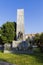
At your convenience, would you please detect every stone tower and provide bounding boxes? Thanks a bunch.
[17,9,24,40]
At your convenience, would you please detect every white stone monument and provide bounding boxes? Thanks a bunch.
[12,9,25,48]
[17,9,24,40]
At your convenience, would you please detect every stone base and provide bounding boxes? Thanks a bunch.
[4,50,12,53]
[12,40,22,48]
[12,40,30,50]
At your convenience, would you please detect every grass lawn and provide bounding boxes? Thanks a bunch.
[0,52,43,65]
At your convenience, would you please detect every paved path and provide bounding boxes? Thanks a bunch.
[0,61,15,65]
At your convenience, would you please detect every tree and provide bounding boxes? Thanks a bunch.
[1,22,16,44]
[34,33,43,52]
[34,33,40,46]
[0,27,2,36]
[39,33,43,52]
[40,33,43,44]
[0,27,3,44]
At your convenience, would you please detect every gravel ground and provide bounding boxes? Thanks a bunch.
[0,61,15,65]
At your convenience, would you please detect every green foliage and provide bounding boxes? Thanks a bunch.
[1,36,7,43]
[34,33,43,45]
[34,33,40,43]
[0,28,3,44]
[34,33,43,52]
[40,33,43,43]
[39,33,43,52]
[1,22,16,43]
[0,28,2,36]
[0,36,3,44]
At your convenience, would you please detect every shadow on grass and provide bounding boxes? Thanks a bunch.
[13,51,43,63]
[0,59,7,62]
[29,52,43,63]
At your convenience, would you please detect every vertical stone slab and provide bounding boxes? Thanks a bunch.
[17,9,24,40]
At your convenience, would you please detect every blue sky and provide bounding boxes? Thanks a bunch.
[0,0,43,34]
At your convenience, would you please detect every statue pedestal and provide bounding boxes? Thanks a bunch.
[12,40,33,54]
[12,40,29,50]
[12,40,22,48]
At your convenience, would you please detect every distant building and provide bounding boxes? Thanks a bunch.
[24,34,35,40]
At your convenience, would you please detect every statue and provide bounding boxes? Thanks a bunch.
[18,32,23,40]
